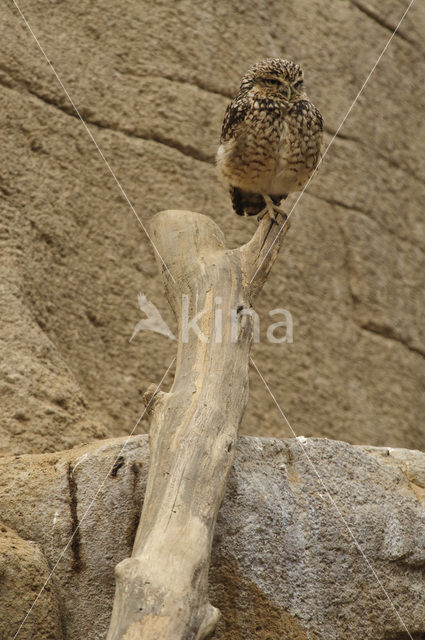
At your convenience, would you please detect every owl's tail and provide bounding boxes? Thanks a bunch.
[230,186,286,217]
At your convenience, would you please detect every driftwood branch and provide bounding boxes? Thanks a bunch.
[106,210,289,640]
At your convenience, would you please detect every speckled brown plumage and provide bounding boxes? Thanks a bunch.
[217,58,323,218]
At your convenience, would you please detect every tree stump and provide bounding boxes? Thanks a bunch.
[106,209,289,640]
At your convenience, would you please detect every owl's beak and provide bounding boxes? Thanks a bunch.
[284,86,291,100]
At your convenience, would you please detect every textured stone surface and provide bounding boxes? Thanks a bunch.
[0,0,424,455]
[1,435,425,640]
[0,524,63,640]
[0,437,147,640]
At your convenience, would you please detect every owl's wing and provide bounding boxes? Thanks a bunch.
[220,95,250,143]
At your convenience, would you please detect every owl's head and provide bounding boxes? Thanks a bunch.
[240,58,306,102]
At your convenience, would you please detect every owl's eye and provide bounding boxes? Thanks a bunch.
[266,78,281,86]
[293,80,304,89]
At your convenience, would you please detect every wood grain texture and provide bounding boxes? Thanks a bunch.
[106,209,289,640]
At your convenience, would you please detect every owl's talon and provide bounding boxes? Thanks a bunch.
[270,208,279,223]
[256,207,268,222]
[256,207,282,223]
[272,206,286,222]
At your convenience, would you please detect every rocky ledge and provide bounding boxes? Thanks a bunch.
[1,435,425,640]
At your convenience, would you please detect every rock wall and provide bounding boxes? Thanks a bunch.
[1,436,425,640]
[1,0,424,455]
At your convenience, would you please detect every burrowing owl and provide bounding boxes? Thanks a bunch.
[217,58,323,220]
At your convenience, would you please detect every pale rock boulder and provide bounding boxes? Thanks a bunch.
[0,435,424,640]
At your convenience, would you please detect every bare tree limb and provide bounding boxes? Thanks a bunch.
[106,209,289,640]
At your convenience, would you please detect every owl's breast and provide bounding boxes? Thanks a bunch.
[217,106,284,192]
[270,100,323,194]
[217,97,322,195]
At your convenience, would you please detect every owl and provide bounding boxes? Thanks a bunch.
[216,58,323,220]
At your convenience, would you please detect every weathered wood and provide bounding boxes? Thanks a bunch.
[106,210,289,640]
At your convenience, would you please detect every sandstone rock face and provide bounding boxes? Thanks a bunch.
[0,525,63,640]
[1,0,424,455]
[0,437,147,640]
[1,435,425,640]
